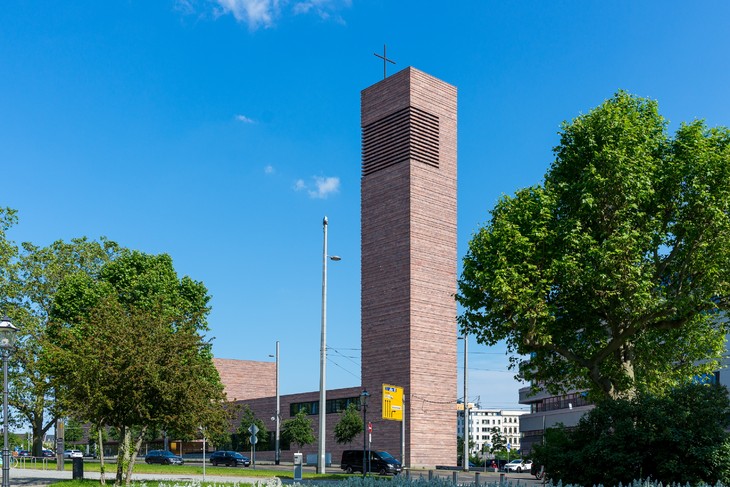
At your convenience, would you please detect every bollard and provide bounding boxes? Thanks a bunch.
[429,470,434,481]
[405,469,410,480]
[475,471,480,487]
[499,472,505,486]
[453,471,458,485]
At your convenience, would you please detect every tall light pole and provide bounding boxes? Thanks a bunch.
[360,390,369,477]
[318,216,340,474]
[0,316,19,487]
[269,341,280,465]
[463,334,469,471]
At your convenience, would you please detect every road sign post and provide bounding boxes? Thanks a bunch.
[382,384,403,421]
[382,384,406,467]
[249,424,259,468]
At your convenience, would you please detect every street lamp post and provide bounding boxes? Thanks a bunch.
[269,341,280,465]
[318,216,341,474]
[360,390,369,477]
[0,316,19,487]
[463,334,469,471]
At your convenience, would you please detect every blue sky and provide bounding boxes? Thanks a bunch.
[2,1,729,411]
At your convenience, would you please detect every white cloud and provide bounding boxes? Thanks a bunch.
[264,165,275,174]
[235,114,256,123]
[192,0,349,29]
[213,0,279,30]
[293,0,350,22]
[293,176,340,199]
[310,176,340,198]
[174,0,196,15]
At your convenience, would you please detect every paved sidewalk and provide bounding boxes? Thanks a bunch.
[10,467,281,486]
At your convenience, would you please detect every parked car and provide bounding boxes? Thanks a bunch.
[42,449,55,458]
[17,450,31,457]
[504,459,530,473]
[63,450,83,459]
[209,451,251,467]
[340,449,402,475]
[144,450,184,465]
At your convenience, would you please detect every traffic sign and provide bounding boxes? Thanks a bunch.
[248,424,259,435]
[368,422,372,433]
[382,384,403,421]
[506,443,511,451]
[250,434,258,445]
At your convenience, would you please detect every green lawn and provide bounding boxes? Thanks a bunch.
[16,460,350,481]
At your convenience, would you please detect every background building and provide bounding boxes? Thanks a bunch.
[457,407,526,458]
[212,358,275,402]
[517,388,593,454]
[232,386,363,465]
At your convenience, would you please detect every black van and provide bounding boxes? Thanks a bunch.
[341,450,402,475]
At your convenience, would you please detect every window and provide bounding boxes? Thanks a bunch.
[291,396,361,416]
[290,401,318,416]
[535,392,593,413]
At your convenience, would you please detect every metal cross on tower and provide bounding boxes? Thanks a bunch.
[374,44,396,79]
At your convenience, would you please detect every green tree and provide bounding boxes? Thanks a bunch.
[488,427,506,456]
[65,418,84,443]
[237,405,269,450]
[0,208,18,308]
[456,435,477,466]
[532,383,730,485]
[11,237,119,456]
[333,403,363,445]
[47,250,228,486]
[48,296,228,485]
[281,410,315,452]
[209,402,239,451]
[458,91,730,400]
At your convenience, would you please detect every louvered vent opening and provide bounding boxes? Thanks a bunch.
[362,106,439,176]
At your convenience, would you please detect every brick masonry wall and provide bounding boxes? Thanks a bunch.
[361,67,457,468]
[213,358,276,402]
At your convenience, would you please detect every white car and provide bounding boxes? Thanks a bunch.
[504,459,531,473]
[63,449,83,459]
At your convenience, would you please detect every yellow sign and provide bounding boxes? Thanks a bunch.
[382,384,403,421]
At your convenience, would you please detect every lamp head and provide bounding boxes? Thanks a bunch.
[360,389,370,406]
[0,316,18,350]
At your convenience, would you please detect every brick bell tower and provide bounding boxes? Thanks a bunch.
[360,67,457,468]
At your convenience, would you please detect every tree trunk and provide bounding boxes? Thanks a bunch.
[97,424,106,485]
[115,426,131,486]
[31,415,45,457]
[125,426,147,486]
[617,343,637,400]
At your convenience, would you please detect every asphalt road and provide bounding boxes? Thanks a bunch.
[10,465,542,486]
